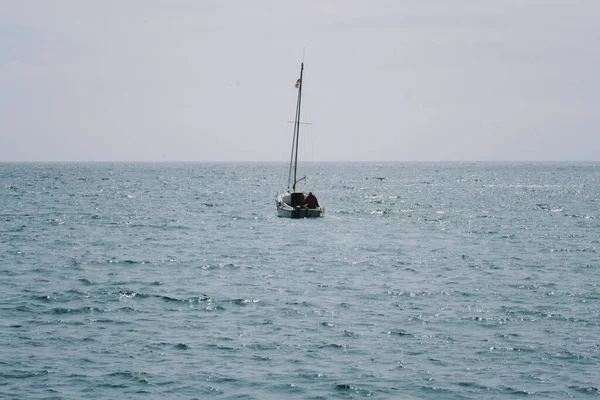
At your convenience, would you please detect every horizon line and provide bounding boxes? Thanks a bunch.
[1,160,599,164]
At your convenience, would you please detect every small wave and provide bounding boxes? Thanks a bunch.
[457,381,489,390]
[200,202,223,207]
[499,386,534,395]
[118,290,138,299]
[568,386,599,394]
[548,247,597,253]
[203,304,226,311]
[159,295,183,302]
[118,306,138,312]
[117,291,213,304]
[204,343,237,352]
[386,330,411,336]
[334,383,373,396]
[231,298,259,305]
[2,369,50,379]
[336,383,355,390]
[108,258,152,264]
[33,295,57,302]
[252,355,272,361]
[319,343,346,349]
[50,306,104,315]
[161,294,214,303]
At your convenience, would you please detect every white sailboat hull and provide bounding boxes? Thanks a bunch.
[276,192,324,219]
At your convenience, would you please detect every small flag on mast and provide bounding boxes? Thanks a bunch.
[295,79,301,89]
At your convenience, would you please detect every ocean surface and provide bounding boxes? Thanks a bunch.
[1,162,599,399]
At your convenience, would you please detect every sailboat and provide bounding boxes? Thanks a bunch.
[276,62,324,218]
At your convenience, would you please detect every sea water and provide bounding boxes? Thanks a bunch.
[1,162,599,399]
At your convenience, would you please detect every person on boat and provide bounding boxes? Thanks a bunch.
[302,192,319,209]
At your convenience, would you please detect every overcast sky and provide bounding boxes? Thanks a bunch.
[1,0,599,162]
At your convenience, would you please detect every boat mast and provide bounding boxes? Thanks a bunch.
[292,62,304,192]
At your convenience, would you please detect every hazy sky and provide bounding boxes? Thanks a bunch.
[2,0,599,162]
